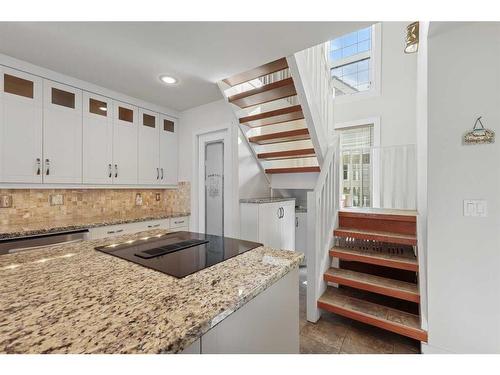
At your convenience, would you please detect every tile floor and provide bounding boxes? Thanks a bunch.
[299,267,420,354]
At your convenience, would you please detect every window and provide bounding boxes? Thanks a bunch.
[118,106,134,123]
[89,98,107,116]
[51,87,75,108]
[328,26,374,97]
[338,125,373,208]
[163,119,175,132]
[142,113,156,128]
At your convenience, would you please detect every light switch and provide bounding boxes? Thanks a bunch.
[463,200,487,217]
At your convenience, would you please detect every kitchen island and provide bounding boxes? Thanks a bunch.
[0,229,303,354]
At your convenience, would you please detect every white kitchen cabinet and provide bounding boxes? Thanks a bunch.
[138,108,160,185]
[295,211,307,265]
[159,115,178,185]
[0,67,43,183]
[112,101,138,185]
[83,92,113,184]
[240,199,295,251]
[43,80,83,183]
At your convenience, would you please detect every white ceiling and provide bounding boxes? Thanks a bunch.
[0,22,370,111]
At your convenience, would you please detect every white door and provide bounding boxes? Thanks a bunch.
[0,67,43,183]
[43,80,82,183]
[159,114,178,185]
[258,202,282,249]
[138,108,159,184]
[280,202,296,251]
[82,92,113,184]
[205,141,224,236]
[112,101,138,185]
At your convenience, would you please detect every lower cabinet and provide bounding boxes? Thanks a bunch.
[88,216,189,240]
[180,267,299,354]
[240,200,296,251]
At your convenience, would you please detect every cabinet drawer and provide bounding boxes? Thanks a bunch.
[88,223,132,240]
[170,216,189,229]
[134,219,169,231]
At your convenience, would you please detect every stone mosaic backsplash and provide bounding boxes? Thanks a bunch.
[0,182,190,226]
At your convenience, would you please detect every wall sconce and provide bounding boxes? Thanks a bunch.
[404,22,419,54]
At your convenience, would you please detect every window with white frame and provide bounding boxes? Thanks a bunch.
[328,26,375,97]
[338,125,373,208]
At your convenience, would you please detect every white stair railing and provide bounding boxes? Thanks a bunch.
[288,42,334,164]
[306,141,339,322]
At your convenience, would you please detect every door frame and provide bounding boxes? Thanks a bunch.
[196,128,233,235]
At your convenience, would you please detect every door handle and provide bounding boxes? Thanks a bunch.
[281,207,284,218]
[36,158,41,175]
[45,159,50,175]
[161,168,164,180]
[277,207,281,219]
[157,168,160,180]
[114,164,118,178]
[108,164,112,178]
[296,217,298,227]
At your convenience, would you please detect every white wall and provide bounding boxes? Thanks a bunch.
[334,22,417,147]
[425,22,500,354]
[178,99,269,238]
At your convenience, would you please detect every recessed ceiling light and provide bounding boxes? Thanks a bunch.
[160,75,178,85]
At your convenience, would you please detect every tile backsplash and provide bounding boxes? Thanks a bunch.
[0,182,190,226]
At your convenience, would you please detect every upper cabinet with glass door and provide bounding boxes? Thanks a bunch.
[112,101,138,185]
[138,108,160,185]
[0,67,43,184]
[159,114,178,186]
[43,80,83,184]
[83,92,113,184]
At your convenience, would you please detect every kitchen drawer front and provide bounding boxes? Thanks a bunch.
[88,219,170,240]
[132,219,170,232]
[170,216,189,229]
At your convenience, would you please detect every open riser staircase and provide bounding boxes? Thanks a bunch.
[219,58,321,178]
[318,210,427,342]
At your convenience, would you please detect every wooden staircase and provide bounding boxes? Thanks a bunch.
[220,58,320,177]
[318,209,427,342]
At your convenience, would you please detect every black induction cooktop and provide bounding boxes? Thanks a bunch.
[95,231,262,278]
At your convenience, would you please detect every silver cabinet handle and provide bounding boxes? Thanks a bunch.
[147,224,161,228]
[45,159,50,175]
[36,158,41,175]
[116,229,124,233]
[161,168,164,180]
[108,164,112,178]
[157,168,160,180]
[174,220,184,224]
[107,230,115,234]
[114,164,118,178]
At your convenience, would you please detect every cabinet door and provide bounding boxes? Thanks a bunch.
[112,101,138,184]
[280,202,296,251]
[138,108,160,184]
[83,92,113,184]
[159,115,178,185]
[0,67,43,183]
[43,80,83,183]
[258,202,282,249]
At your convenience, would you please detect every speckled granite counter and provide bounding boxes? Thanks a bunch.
[240,197,296,204]
[0,212,190,240]
[0,229,303,353]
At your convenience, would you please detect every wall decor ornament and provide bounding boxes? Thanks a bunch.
[463,116,495,145]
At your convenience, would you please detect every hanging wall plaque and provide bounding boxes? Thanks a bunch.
[464,116,495,145]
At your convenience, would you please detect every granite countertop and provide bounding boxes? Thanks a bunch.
[0,212,191,240]
[239,197,296,204]
[0,229,303,353]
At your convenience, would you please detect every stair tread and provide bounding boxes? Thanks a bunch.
[331,246,417,268]
[265,166,320,174]
[334,227,417,246]
[228,78,296,108]
[318,287,427,341]
[239,105,304,128]
[223,58,289,86]
[258,148,315,160]
[325,267,419,295]
[249,128,310,145]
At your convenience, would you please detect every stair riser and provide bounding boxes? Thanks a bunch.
[334,229,417,246]
[339,215,416,236]
[331,250,418,272]
[323,274,420,303]
[317,301,428,342]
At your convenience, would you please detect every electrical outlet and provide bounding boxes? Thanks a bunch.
[155,193,161,201]
[49,194,64,206]
[135,193,143,206]
[0,195,13,208]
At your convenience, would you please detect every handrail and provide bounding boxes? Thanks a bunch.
[306,140,339,322]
